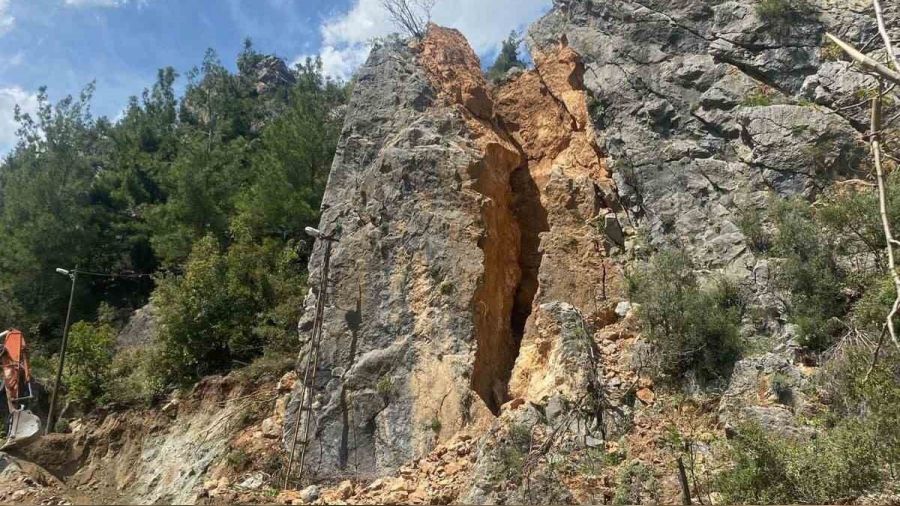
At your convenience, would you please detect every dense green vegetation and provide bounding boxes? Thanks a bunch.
[627,249,744,383]
[716,349,900,503]
[736,177,900,352]
[633,173,900,502]
[0,41,347,403]
[635,175,900,502]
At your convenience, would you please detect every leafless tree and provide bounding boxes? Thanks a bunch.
[380,0,436,39]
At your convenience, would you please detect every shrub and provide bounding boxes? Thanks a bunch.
[628,250,743,382]
[771,199,847,350]
[755,0,811,23]
[824,349,900,470]
[233,351,296,382]
[737,205,771,253]
[821,40,844,62]
[152,235,307,386]
[54,418,72,434]
[769,372,792,404]
[742,87,775,107]
[62,321,116,407]
[103,346,165,406]
[153,236,237,385]
[763,177,900,350]
[614,461,659,505]
[376,375,395,398]
[716,420,885,504]
[486,423,532,483]
[755,0,791,19]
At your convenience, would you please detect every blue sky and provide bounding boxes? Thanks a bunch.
[0,0,552,154]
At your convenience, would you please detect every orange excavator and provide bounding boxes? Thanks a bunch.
[1,329,41,450]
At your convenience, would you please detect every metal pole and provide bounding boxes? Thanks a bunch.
[46,269,77,435]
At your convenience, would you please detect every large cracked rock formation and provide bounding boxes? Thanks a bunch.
[287,0,890,490]
[284,25,623,481]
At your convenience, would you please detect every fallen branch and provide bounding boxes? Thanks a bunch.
[873,0,900,73]
[870,89,900,352]
[825,32,900,87]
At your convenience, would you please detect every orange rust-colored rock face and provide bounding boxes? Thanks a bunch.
[419,24,494,121]
[496,41,626,403]
[418,26,626,410]
[419,25,525,415]
[495,41,613,193]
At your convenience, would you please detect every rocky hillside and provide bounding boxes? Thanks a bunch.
[4,0,900,504]
[282,0,897,502]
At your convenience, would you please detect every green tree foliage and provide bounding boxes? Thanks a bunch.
[0,43,347,393]
[487,31,525,82]
[232,58,346,242]
[62,321,116,407]
[761,176,900,351]
[152,235,308,385]
[0,85,150,341]
[627,250,743,382]
[770,199,848,350]
[825,349,900,472]
[716,420,884,504]
[715,348,900,506]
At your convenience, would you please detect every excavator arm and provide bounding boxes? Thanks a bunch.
[1,329,41,450]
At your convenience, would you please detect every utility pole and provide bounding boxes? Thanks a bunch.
[46,268,77,435]
[284,227,336,489]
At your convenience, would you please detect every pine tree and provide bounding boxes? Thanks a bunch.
[487,31,525,82]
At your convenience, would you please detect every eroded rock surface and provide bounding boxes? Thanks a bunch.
[284,29,514,482]
[526,0,880,441]
[285,25,628,483]
[284,0,890,499]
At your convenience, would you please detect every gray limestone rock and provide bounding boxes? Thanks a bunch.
[283,36,513,481]
[529,0,869,269]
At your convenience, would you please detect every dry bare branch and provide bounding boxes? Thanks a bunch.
[870,88,900,352]
[873,0,900,73]
[825,32,900,86]
[380,0,436,39]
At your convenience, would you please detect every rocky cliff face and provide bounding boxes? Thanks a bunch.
[529,0,873,270]
[284,31,503,481]
[283,0,889,501]
[525,0,881,440]
[284,23,627,482]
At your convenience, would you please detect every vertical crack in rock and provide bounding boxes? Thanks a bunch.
[468,146,525,416]
[418,25,538,416]
[509,166,550,351]
[468,156,549,417]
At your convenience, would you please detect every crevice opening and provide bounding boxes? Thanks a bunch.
[470,158,548,416]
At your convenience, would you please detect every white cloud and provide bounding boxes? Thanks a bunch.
[431,0,551,55]
[0,0,14,36]
[0,86,39,154]
[305,0,551,81]
[293,45,372,82]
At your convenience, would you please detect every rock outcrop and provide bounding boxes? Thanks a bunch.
[526,0,879,437]
[528,0,871,269]
[284,23,628,482]
[284,30,506,481]
[116,303,157,351]
[285,0,891,499]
